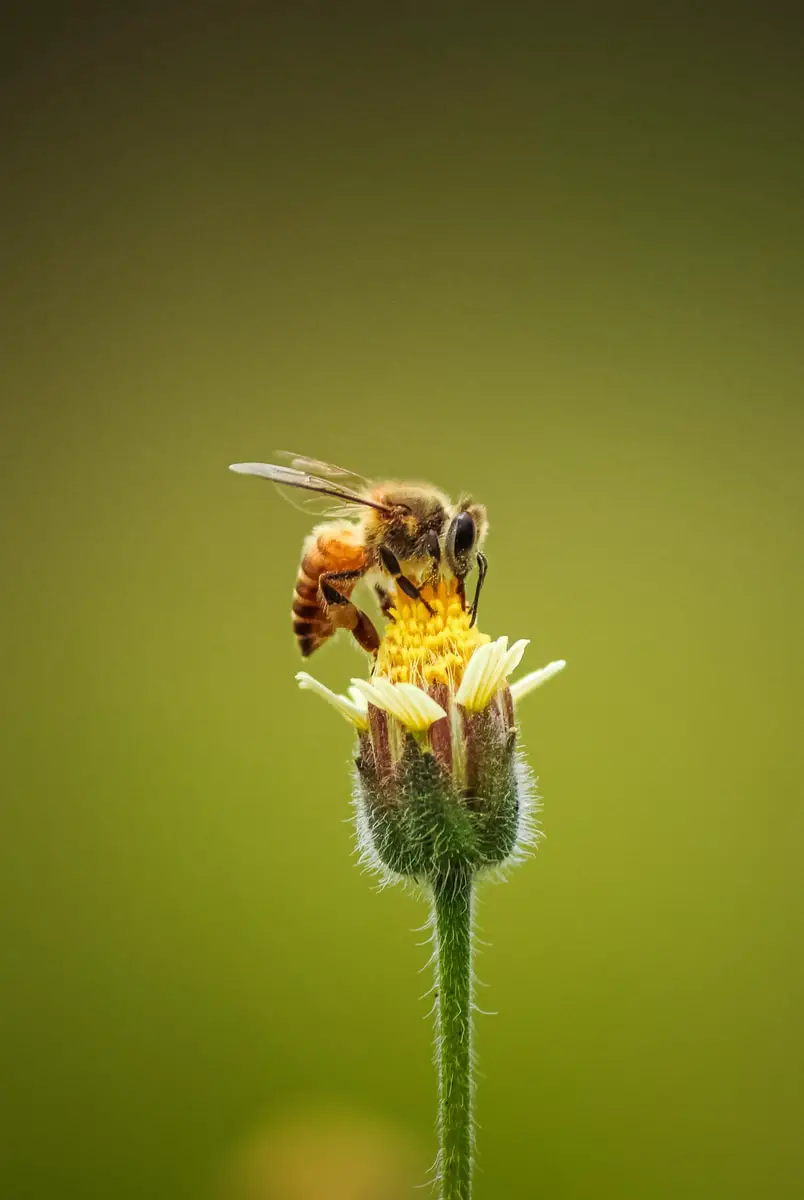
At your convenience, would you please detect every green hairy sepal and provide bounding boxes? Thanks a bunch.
[353,710,535,887]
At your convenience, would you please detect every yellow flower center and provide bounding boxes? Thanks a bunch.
[375,578,490,688]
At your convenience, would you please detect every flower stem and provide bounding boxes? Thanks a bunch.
[432,869,474,1200]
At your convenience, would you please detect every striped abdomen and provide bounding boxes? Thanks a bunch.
[292,524,369,657]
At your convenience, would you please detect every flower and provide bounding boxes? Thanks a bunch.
[296,579,565,885]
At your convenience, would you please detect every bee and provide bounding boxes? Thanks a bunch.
[230,454,488,658]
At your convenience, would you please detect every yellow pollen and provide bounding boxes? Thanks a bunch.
[375,579,490,688]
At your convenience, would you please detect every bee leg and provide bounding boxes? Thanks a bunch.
[468,551,488,627]
[424,530,441,587]
[320,570,381,656]
[352,609,381,655]
[378,547,435,614]
[374,582,395,619]
[319,568,363,610]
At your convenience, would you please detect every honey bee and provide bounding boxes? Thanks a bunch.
[230,454,488,658]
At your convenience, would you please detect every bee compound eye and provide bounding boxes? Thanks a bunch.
[425,530,441,560]
[451,511,476,556]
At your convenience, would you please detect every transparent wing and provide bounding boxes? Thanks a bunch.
[229,461,393,517]
[265,451,373,515]
[276,450,374,492]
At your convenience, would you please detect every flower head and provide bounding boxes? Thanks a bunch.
[297,578,565,885]
[374,579,489,689]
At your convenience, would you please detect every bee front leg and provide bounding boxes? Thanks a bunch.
[320,570,381,655]
[456,577,466,609]
[468,551,488,627]
[424,530,442,588]
[378,547,435,614]
[374,582,395,619]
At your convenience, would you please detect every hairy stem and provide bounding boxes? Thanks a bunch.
[432,870,474,1200]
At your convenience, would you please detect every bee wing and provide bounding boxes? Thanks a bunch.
[229,462,393,514]
[276,450,374,491]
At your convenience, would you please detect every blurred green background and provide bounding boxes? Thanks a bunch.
[2,4,803,1197]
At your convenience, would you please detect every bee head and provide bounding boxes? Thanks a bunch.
[373,487,451,565]
[445,500,488,580]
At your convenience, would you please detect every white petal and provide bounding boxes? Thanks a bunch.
[394,682,447,730]
[350,677,396,716]
[502,639,530,678]
[368,678,416,726]
[509,660,567,703]
[351,677,446,732]
[456,636,514,712]
[347,685,369,711]
[481,637,508,700]
[455,640,495,710]
[296,671,369,730]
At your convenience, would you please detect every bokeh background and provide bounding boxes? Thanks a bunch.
[2,3,803,1197]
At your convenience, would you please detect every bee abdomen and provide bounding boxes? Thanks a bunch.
[291,527,369,657]
[291,577,330,657]
[290,541,336,657]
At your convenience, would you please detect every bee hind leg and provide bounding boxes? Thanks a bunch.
[320,570,380,656]
[351,609,381,655]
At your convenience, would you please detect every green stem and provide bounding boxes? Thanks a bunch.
[432,870,474,1200]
